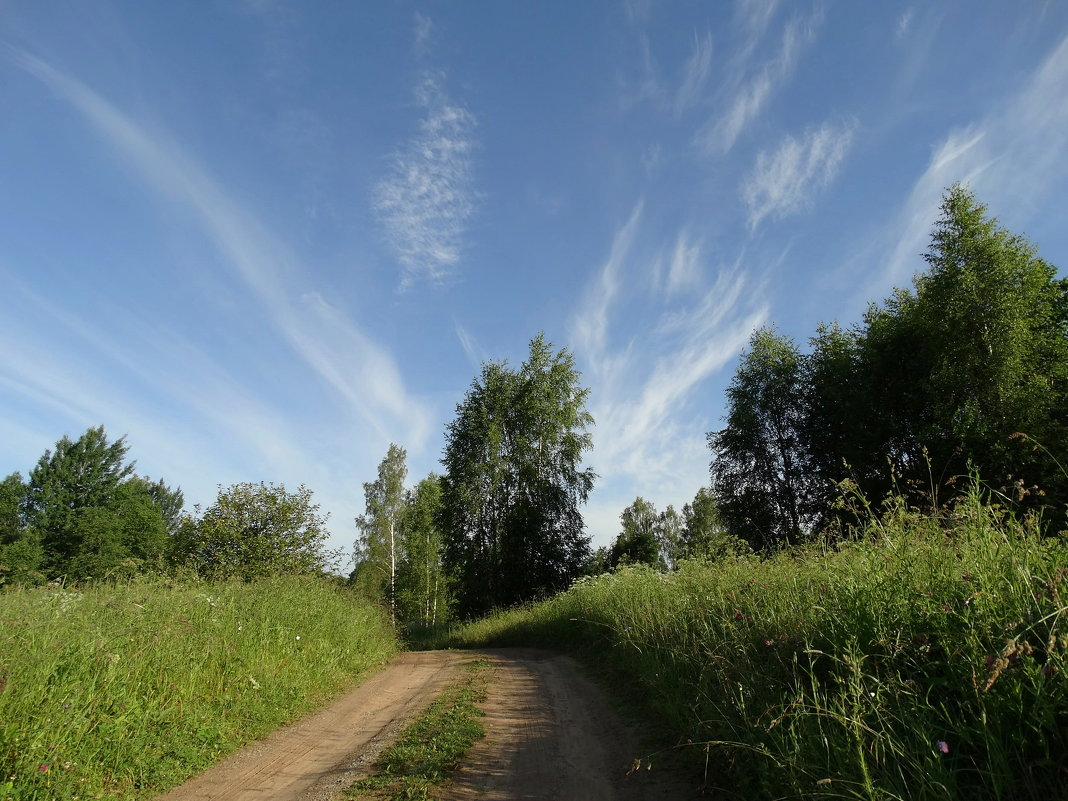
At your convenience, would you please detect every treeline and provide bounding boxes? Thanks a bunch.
[602,185,1068,562]
[0,426,338,586]
[355,184,1068,623]
[6,184,1064,623]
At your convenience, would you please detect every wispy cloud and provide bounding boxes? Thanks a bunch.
[875,32,1068,290]
[374,68,478,288]
[742,119,855,229]
[10,48,432,447]
[569,209,768,542]
[698,9,822,155]
[571,203,644,366]
[413,12,433,55]
[662,230,703,294]
[896,8,916,40]
[454,322,488,371]
[674,31,714,116]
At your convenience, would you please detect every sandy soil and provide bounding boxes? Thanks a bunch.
[154,650,470,801]
[443,649,700,801]
[155,648,700,801]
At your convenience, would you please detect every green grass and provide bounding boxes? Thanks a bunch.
[345,658,489,801]
[0,574,398,800]
[445,488,1068,800]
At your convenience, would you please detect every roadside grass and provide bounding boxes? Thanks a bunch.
[344,658,490,801]
[446,486,1068,800]
[0,574,398,801]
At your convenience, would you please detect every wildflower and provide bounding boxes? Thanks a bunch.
[39,764,50,773]
[936,740,949,754]
[295,636,301,640]
[941,604,952,612]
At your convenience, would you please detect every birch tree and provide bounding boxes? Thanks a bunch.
[354,444,408,621]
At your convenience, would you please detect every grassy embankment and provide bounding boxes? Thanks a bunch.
[445,488,1068,800]
[0,575,398,801]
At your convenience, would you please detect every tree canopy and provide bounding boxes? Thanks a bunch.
[440,334,595,617]
[353,444,408,621]
[708,184,1068,549]
[0,426,183,583]
[173,482,335,580]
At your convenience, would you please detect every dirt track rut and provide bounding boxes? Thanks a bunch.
[155,648,698,801]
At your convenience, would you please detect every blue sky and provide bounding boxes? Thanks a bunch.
[3,1,1068,560]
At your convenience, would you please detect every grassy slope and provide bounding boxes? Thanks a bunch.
[447,492,1068,800]
[0,575,398,800]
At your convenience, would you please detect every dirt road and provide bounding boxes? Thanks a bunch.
[156,648,698,801]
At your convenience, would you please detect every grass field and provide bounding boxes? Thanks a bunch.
[446,488,1068,800]
[0,574,397,801]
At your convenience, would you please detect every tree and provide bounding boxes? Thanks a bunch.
[0,472,42,586]
[440,334,595,618]
[807,186,1068,517]
[709,327,819,550]
[353,444,408,621]
[396,474,451,625]
[608,497,664,569]
[173,482,335,580]
[0,472,24,544]
[911,185,1068,505]
[141,476,185,537]
[66,479,168,580]
[18,426,181,580]
[25,426,135,571]
[679,487,746,561]
[658,505,684,569]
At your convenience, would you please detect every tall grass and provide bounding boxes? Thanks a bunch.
[448,488,1068,800]
[0,575,398,800]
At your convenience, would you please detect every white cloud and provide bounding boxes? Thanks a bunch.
[875,32,1068,290]
[742,119,855,229]
[663,230,703,294]
[10,49,432,450]
[374,71,478,288]
[413,12,433,55]
[698,10,821,155]
[734,0,781,41]
[896,8,915,40]
[571,203,644,365]
[674,31,714,116]
[454,322,488,371]
[569,210,768,545]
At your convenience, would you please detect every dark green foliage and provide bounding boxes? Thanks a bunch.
[66,479,169,580]
[173,482,336,580]
[440,334,595,618]
[710,185,1068,546]
[679,487,747,561]
[709,327,818,549]
[0,472,24,544]
[141,477,185,537]
[608,497,665,569]
[26,426,136,571]
[4,427,182,582]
